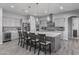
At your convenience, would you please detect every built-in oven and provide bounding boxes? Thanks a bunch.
[73,30,77,37]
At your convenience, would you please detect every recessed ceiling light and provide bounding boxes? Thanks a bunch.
[24,10,28,13]
[10,5,15,8]
[47,17,50,21]
[60,6,64,10]
[45,11,48,13]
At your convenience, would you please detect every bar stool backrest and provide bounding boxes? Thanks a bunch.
[29,33,36,40]
[38,34,46,43]
[23,31,28,39]
[18,30,23,39]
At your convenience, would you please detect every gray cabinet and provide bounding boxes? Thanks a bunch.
[3,32,11,43]
[55,18,65,27]
[46,34,61,52]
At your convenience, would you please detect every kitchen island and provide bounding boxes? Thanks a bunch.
[31,31,62,52]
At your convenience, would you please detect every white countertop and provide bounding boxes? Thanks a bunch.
[30,31,62,37]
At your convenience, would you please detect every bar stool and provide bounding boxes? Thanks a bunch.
[29,33,39,54]
[18,29,24,47]
[38,34,51,55]
[22,31,31,49]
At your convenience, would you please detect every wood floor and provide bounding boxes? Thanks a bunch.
[0,39,79,55]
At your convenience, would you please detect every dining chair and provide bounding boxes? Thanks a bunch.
[22,31,31,49]
[38,34,51,55]
[29,33,39,54]
[18,29,24,47]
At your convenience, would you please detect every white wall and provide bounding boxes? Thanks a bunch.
[0,8,3,44]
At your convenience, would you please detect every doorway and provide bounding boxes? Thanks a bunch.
[68,16,79,39]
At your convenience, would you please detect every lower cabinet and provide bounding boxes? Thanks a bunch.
[11,31,18,40]
[3,32,11,43]
[3,31,19,43]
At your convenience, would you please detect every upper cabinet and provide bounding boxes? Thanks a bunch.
[72,18,79,30]
[54,18,65,27]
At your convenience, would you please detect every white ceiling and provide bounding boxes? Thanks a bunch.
[0,3,79,16]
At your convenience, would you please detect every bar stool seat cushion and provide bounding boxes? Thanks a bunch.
[28,37,31,39]
[40,41,51,45]
[32,39,39,42]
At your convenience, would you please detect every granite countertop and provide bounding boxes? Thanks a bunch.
[31,31,62,37]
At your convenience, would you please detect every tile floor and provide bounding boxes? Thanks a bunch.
[0,39,79,55]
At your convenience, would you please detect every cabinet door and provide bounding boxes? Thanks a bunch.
[72,18,78,30]
[72,18,79,37]
[55,18,65,27]
[11,31,18,40]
